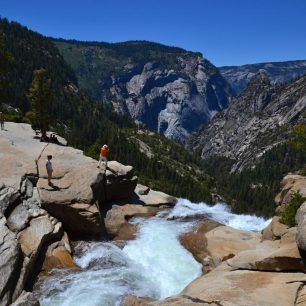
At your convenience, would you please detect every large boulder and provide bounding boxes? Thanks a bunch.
[295,201,306,225]
[104,204,160,239]
[41,232,77,272]
[134,184,177,206]
[179,221,221,273]
[204,226,261,268]
[179,264,306,306]
[261,216,289,241]
[37,144,104,235]
[105,161,138,201]
[296,201,306,253]
[37,145,137,235]
[228,228,305,272]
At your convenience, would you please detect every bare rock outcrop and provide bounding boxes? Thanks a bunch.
[0,123,137,304]
[228,227,305,272]
[37,145,137,236]
[179,264,306,306]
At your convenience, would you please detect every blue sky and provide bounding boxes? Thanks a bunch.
[1,0,305,66]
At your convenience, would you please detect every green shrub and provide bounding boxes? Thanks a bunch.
[280,191,306,227]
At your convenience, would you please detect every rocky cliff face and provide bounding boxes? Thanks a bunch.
[220,59,306,95]
[108,57,233,142]
[55,40,233,142]
[189,72,306,172]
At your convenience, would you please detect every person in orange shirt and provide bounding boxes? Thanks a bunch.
[97,144,110,170]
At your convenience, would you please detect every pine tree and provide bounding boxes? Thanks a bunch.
[28,68,53,139]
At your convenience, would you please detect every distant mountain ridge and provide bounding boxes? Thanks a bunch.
[189,71,306,172]
[219,60,306,95]
[54,39,233,142]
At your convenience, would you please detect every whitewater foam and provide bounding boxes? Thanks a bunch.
[35,198,271,305]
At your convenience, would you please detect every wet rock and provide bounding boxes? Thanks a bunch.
[105,204,160,239]
[179,221,221,272]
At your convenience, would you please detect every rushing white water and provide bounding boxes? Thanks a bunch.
[35,199,271,306]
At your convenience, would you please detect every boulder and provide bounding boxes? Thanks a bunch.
[205,226,261,268]
[0,214,21,306]
[104,204,160,239]
[261,216,289,241]
[296,201,306,225]
[297,218,306,253]
[134,184,177,206]
[105,161,138,201]
[13,214,63,299]
[179,221,221,272]
[0,185,20,215]
[18,215,62,257]
[42,232,78,272]
[37,144,104,235]
[295,202,306,253]
[227,229,305,272]
[38,146,138,235]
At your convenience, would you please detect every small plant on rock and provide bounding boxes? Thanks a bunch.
[280,191,306,227]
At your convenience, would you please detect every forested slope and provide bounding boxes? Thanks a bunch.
[0,18,213,203]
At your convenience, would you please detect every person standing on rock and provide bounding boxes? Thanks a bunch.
[0,112,5,130]
[46,155,53,185]
[97,144,110,170]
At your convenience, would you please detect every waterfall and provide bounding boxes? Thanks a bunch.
[35,199,271,306]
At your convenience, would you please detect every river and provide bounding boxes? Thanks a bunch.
[34,198,270,306]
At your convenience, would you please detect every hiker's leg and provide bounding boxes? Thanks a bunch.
[97,156,102,167]
[47,171,52,184]
[102,156,107,170]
